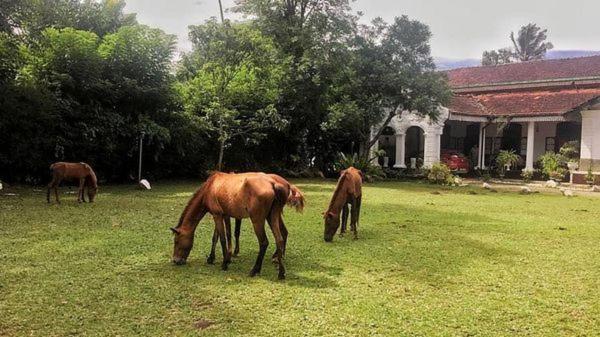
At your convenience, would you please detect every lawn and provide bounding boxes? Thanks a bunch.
[1,180,600,336]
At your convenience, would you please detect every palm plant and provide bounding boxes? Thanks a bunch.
[496,150,522,178]
[510,23,554,62]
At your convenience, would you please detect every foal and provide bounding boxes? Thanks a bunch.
[47,162,98,203]
[206,173,304,263]
[171,172,302,279]
[323,167,363,242]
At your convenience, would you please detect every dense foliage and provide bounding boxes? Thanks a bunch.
[1,0,449,182]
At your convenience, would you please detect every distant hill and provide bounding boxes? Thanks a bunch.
[435,50,600,70]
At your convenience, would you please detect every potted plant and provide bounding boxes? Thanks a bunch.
[495,150,522,179]
[560,141,580,171]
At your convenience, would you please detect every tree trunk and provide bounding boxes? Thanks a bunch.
[217,138,225,171]
[218,0,225,23]
[361,104,402,161]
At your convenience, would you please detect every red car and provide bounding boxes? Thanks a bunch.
[441,150,470,174]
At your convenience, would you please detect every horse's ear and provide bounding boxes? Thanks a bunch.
[326,211,335,219]
[170,227,180,234]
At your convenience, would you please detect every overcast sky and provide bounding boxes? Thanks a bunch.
[124,0,600,60]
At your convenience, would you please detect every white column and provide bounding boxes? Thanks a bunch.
[393,133,406,168]
[481,125,487,169]
[423,132,442,168]
[477,123,484,169]
[525,121,535,171]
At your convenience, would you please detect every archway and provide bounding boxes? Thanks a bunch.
[378,126,396,167]
[405,126,425,168]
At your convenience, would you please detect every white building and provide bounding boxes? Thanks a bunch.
[373,55,600,183]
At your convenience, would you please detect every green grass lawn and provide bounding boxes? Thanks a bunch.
[1,180,600,336]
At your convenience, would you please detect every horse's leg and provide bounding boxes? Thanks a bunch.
[340,203,349,236]
[224,217,233,257]
[207,226,218,265]
[249,218,268,277]
[47,178,56,203]
[233,219,241,257]
[54,178,62,204]
[271,216,288,262]
[77,178,85,203]
[213,215,231,270]
[350,197,359,240]
[267,208,286,280]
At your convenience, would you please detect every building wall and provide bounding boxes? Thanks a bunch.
[532,122,558,160]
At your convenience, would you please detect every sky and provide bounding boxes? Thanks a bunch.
[124,0,600,60]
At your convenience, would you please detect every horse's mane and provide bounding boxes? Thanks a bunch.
[326,171,348,212]
[175,173,220,228]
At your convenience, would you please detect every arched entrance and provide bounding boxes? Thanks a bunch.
[405,126,425,168]
[378,126,396,167]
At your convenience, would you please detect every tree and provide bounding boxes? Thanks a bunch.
[481,23,553,66]
[233,0,358,169]
[482,48,514,66]
[177,19,287,170]
[511,23,554,62]
[323,16,451,160]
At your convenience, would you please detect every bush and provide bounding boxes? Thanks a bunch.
[538,152,567,181]
[521,169,534,183]
[334,152,385,181]
[559,141,580,162]
[427,162,453,185]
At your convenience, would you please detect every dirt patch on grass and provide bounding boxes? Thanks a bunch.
[194,319,215,330]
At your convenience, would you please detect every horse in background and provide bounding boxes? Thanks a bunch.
[323,167,363,242]
[47,162,98,203]
[171,172,304,279]
[206,173,305,264]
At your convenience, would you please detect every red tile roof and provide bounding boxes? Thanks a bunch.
[449,88,600,117]
[447,56,600,88]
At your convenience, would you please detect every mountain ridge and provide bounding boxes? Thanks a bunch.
[435,50,600,70]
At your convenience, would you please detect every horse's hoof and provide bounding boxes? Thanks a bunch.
[233,250,239,257]
[221,264,229,271]
[249,269,259,277]
[278,272,285,280]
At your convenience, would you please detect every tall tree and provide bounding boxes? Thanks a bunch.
[323,16,451,159]
[177,19,287,170]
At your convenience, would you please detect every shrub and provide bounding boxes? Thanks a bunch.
[334,152,385,181]
[427,162,453,185]
[586,166,595,185]
[559,141,580,162]
[538,152,567,181]
[495,150,522,178]
[521,169,534,183]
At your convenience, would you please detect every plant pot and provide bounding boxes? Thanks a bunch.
[567,162,579,171]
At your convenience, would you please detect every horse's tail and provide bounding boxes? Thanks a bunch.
[287,184,305,213]
[272,183,288,211]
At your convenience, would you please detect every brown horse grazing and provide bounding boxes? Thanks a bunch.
[171,172,304,279]
[206,174,304,264]
[323,167,363,242]
[47,162,98,203]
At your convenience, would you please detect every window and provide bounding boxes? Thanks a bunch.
[545,137,556,152]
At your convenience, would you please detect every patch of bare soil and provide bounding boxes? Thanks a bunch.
[194,319,215,330]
